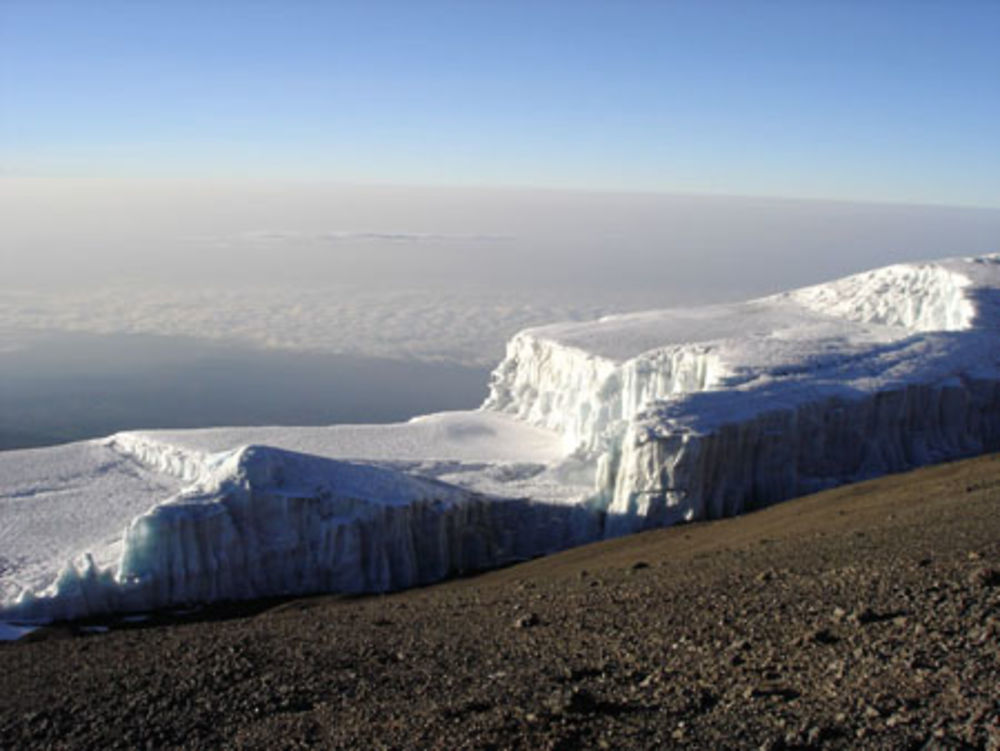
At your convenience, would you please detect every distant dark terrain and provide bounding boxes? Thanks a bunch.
[2,455,997,750]
[0,331,489,450]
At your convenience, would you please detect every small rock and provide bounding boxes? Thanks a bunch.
[743,684,799,701]
[886,712,909,728]
[970,567,1000,588]
[848,606,879,625]
[544,687,598,716]
[810,627,839,645]
[630,561,650,571]
[514,613,540,629]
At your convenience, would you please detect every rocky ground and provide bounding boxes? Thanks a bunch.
[1,455,999,750]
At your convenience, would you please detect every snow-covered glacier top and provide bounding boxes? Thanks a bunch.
[508,258,984,364]
[3,254,1000,627]
[484,256,1000,452]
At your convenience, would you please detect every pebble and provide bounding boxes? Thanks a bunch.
[514,613,540,629]
[969,567,1000,587]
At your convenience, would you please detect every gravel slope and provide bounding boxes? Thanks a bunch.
[2,455,999,750]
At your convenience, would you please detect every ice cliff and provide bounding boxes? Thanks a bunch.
[486,256,1000,534]
[3,255,1000,625]
[3,444,597,623]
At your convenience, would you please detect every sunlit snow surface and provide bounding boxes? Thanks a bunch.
[0,442,185,603]
[4,255,1000,627]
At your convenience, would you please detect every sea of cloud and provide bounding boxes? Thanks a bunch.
[4,181,999,368]
[0,284,669,367]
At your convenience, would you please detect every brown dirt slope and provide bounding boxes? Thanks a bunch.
[1,454,999,750]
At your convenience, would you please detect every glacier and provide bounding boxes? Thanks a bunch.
[2,254,1000,626]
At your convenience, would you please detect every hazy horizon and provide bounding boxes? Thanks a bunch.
[3,178,1000,365]
[2,1,998,447]
[6,178,999,288]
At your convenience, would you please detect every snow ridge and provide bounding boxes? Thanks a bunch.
[103,433,212,484]
[786,261,975,331]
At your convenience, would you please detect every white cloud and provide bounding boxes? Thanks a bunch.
[3,181,1000,364]
[0,284,662,367]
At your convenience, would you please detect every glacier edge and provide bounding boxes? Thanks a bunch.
[4,254,1000,625]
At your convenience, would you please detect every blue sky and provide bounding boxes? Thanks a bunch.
[2,1,999,206]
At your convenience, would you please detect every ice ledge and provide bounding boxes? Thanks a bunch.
[102,432,212,484]
[484,255,1000,458]
[2,445,601,624]
[603,331,1000,536]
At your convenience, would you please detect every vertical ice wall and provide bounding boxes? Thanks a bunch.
[484,332,724,455]
[483,257,1000,535]
[604,376,1000,536]
[4,445,601,623]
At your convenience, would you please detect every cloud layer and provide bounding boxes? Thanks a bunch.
[0,284,663,367]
